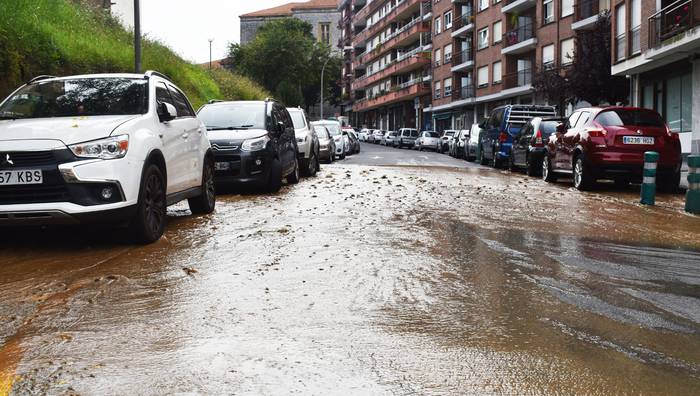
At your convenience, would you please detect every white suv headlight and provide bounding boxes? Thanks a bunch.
[241,135,270,151]
[69,135,129,159]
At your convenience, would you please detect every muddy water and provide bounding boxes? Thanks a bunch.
[0,164,698,395]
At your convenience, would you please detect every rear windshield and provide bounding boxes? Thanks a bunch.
[198,102,266,130]
[313,122,340,136]
[540,121,560,135]
[0,78,148,119]
[444,131,455,136]
[596,109,665,128]
[313,126,329,139]
[288,110,306,129]
[424,131,439,138]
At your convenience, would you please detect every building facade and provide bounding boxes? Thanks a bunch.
[610,0,699,155]
[240,0,341,46]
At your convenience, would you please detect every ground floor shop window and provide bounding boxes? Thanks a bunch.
[641,71,693,133]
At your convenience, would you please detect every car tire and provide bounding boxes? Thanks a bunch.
[479,147,488,165]
[303,150,318,177]
[526,154,540,177]
[508,153,516,172]
[340,151,346,160]
[188,158,216,215]
[287,157,300,184]
[129,164,167,244]
[542,155,557,183]
[266,157,283,193]
[573,154,594,191]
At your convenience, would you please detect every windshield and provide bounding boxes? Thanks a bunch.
[198,103,266,130]
[596,109,665,128]
[315,123,340,136]
[314,126,329,139]
[0,78,148,119]
[288,110,306,129]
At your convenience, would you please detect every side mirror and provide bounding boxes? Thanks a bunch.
[555,123,566,134]
[157,102,177,122]
[274,121,285,135]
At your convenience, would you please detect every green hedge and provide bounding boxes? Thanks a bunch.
[0,0,267,108]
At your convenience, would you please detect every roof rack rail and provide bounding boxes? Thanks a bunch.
[208,99,224,104]
[144,70,172,81]
[27,75,57,84]
[264,97,277,102]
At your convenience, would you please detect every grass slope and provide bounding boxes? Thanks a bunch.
[0,0,267,108]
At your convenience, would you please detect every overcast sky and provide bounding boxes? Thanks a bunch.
[139,0,301,64]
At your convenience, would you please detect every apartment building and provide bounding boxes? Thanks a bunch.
[349,0,434,130]
[611,0,700,155]
[339,0,356,116]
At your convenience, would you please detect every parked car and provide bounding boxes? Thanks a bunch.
[0,71,215,243]
[346,130,361,154]
[372,129,385,143]
[416,131,440,151]
[312,120,345,159]
[384,131,399,147]
[395,128,419,148]
[287,107,319,177]
[342,132,351,155]
[198,99,299,194]
[543,107,682,191]
[450,129,469,158]
[509,117,565,176]
[313,125,336,163]
[439,130,457,153]
[358,128,371,142]
[480,105,557,168]
[366,129,376,143]
[465,124,483,161]
[380,131,391,146]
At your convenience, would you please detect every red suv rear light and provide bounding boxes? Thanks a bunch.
[585,128,607,138]
[667,127,680,141]
[498,131,508,143]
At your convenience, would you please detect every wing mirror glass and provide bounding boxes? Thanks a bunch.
[158,102,177,122]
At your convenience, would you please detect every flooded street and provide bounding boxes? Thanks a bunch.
[1,143,699,395]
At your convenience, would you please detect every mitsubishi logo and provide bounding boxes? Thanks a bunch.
[637,130,643,135]
[0,154,13,167]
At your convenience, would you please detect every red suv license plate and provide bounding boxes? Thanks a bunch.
[623,136,654,145]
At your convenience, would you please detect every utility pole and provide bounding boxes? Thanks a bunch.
[208,39,214,71]
[134,0,141,73]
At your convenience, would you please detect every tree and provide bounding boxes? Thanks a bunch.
[567,11,628,105]
[229,18,342,110]
[532,66,571,115]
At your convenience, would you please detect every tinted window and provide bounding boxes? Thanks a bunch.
[156,83,174,106]
[167,85,194,117]
[596,109,665,127]
[491,109,505,128]
[410,130,419,137]
[198,102,266,129]
[0,78,148,119]
[425,131,439,138]
[277,106,293,129]
[540,121,559,136]
[288,110,306,129]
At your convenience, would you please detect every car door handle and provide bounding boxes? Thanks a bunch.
[181,133,189,139]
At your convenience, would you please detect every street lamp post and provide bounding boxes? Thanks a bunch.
[208,39,214,71]
[134,0,141,73]
[320,46,353,120]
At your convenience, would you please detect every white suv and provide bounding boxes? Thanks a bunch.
[0,72,216,243]
[287,107,319,177]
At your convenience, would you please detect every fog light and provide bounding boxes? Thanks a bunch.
[100,187,114,200]
[255,159,262,166]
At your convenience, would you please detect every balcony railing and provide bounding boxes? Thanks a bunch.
[503,22,535,46]
[649,0,699,49]
[453,8,475,30]
[574,0,599,22]
[459,84,475,99]
[452,49,474,65]
[503,69,533,89]
[422,0,432,15]
[616,33,626,61]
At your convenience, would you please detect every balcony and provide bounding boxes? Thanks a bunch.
[572,0,609,30]
[649,0,700,49]
[501,22,537,54]
[353,0,423,45]
[451,11,475,37]
[451,49,474,72]
[502,69,533,89]
[351,49,429,91]
[353,19,429,68]
[353,80,431,112]
[502,0,537,14]
[422,0,433,19]
[458,84,475,100]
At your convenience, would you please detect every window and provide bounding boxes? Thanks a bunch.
[444,44,453,64]
[543,0,554,24]
[435,81,442,99]
[596,109,665,128]
[319,23,331,45]
[477,66,489,87]
[560,38,574,65]
[561,0,573,17]
[445,11,453,29]
[168,85,195,117]
[615,4,626,61]
[435,17,442,34]
[435,48,442,67]
[156,82,174,106]
[630,0,641,54]
[493,21,502,43]
[444,78,452,97]
[477,27,489,49]
[492,61,502,84]
[567,112,581,128]
[478,0,489,11]
[542,44,554,68]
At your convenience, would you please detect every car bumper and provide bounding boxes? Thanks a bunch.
[587,151,681,180]
[296,140,311,158]
[0,202,138,226]
[213,149,272,186]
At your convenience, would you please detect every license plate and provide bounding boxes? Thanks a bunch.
[215,162,230,171]
[0,169,43,185]
[623,136,654,145]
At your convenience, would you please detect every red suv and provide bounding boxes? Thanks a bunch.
[543,107,682,191]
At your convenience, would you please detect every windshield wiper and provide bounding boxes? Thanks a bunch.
[207,125,254,131]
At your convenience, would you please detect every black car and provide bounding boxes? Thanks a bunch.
[197,99,300,192]
[508,117,565,176]
[346,130,361,154]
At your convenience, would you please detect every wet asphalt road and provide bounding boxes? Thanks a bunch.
[1,143,699,395]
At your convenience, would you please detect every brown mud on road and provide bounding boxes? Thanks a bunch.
[0,164,698,395]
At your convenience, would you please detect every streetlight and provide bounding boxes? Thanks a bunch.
[208,38,214,71]
[320,46,353,119]
[133,0,141,73]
